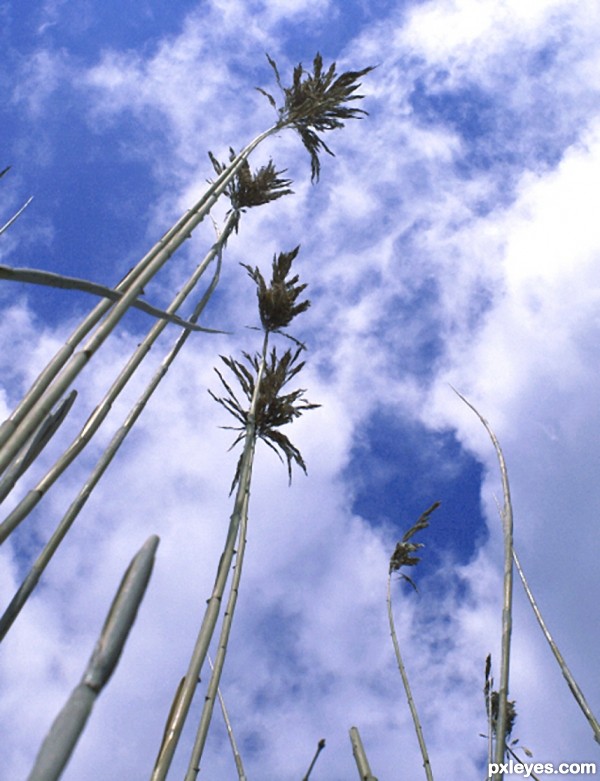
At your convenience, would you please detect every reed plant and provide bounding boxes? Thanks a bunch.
[0,53,372,494]
[152,248,317,779]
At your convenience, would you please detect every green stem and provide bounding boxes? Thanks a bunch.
[387,574,434,781]
[151,331,270,781]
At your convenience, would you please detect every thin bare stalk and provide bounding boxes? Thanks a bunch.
[387,573,434,781]
[349,726,379,781]
[513,547,600,744]
[453,389,514,778]
[0,213,237,541]
[0,126,276,469]
[151,331,270,781]
[27,535,159,781]
[0,196,34,236]
[184,488,252,780]
[0,242,224,640]
[0,263,223,333]
[208,655,248,781]
[301,738,326,781]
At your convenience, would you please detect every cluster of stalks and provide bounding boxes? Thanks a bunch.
[368,392,599,781]
[0,54,372,779]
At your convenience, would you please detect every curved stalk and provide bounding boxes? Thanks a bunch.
[151,331,270,781]
[0,126,277,471]
[27,535,159,781]
[0,212,237,542]
[513,547,600,744]
[453,389,514,778]
[387,573,434,781]
[0,263,224,333]
[184,488,251,780]
[0,241,224,640]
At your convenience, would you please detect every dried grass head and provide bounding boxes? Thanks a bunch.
[210,346,319,491]
[243,246,310,332]
[257,53,375,181]
[208,148,293,229]
[389,501,440,588]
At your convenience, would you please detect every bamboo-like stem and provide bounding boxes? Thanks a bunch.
[0,213,237,542]
[208,655,248,781]
[184,488,251,780]
[151,331,270,781]
[387,573,434,781]
[513,547,600,744]
[0,126,277,471]
[349,726,379,781]
[301,738,326,781]
[26,534,159,781]
[0,240,225,641]
[0,263,224,333]
[0,196,34,236]
[453,389,514,779]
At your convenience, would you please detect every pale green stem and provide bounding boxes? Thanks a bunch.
[0,212,237,542]
[0,238,224,640]
[151,331,270,781]
[349,726,379,781]
[0,125,277,470]
[453,389,513,779]
[27,535,159,781]
[513,547,600,744]
[208,655,248,781]
[387,574,434,781]
[184,489,251,780]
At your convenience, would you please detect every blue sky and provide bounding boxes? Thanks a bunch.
[2,0,600,779]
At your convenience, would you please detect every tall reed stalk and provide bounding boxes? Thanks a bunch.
[152,248,316,779]
[387,502,439,781]
[453,390,514,779]
[512,547,600,744]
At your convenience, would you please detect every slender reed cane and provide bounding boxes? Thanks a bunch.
[387,573,434,781]
[301,738,326,781]
[184,488,252,780]
[513,547,600,744]
[453,389,514,779]
[151,331,269,781]
[208,655,248,781]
